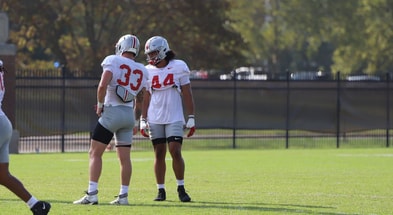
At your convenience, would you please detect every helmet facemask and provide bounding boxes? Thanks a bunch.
[144,36,170,65]
[146,50,165,65]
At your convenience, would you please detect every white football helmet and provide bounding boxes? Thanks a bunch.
[115,34,140,56]
[144,36,170,65]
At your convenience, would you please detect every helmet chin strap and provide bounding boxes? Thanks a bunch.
[154,60,161,66]
[147,51,167,66]
[148,60,160,66]
[148,60,158,65]
[148,57,162,66]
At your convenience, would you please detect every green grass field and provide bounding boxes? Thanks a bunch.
[1,148,392,215]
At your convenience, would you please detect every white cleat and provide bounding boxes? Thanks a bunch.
[73,190,98,205]
[110,193,129,205]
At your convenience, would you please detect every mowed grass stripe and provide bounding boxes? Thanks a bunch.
[0,148,392,214]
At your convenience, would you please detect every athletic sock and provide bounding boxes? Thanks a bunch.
[176,179,185,186]
[27,196,38,208]
[120,185,128,196]
[88,181,98,193]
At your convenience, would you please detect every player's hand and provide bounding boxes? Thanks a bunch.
[140,118,149,138]
[94,104,104,117]
[133,120,139,135]
[186,115,195,137]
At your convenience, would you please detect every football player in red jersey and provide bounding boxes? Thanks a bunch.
[140,36,195,202]
[74,34,148,205]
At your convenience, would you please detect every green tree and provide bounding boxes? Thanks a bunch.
[3,0,392,77]
[331,0,393,76]
[1,0,246,76]
[226,0,286,75]
[226,0,393,77]
[2,0,148,76]
[121,0,246,72]
[226,0,329,76]
[280,0,393,76]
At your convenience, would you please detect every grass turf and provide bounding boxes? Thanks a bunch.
[0,148,392,214]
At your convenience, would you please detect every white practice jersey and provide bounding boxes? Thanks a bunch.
[146,59,191,124]
[101,55,148,107]
[0,72,5,116]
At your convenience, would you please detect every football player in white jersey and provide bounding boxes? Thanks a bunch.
[0,60,51,214]
[140,36,195,202]
[74,34,148,205]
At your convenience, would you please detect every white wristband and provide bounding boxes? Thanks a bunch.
[97,102,104,108]
[188,115,195,118]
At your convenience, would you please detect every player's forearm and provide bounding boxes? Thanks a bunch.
[183,88,195,116]
[141,92,150,119]
[134,98,142,120]
[185,98,195,116]
[96,85,106,104]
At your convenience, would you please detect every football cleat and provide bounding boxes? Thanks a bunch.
[30,201,51,215]
[110,193,129,205]
[154,188,166,201]
[73,190,98,205]
[177,186,191,202]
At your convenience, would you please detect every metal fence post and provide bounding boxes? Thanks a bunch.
[285,70,290,149]
[336,71,341,148]
[61,66,66,152]
[386,73,391,147]
[232,71,237,149]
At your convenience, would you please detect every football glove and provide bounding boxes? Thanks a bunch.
[186,115,195,137]
[140,118,149,137]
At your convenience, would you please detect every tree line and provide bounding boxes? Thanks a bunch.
[1,0,392,78]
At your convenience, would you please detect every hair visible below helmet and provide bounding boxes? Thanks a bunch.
[115,34,140,56]
[144,36,170,65]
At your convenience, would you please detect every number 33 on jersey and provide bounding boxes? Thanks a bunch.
[102,55,148,94]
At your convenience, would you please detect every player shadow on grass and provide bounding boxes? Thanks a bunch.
[66,199,356,215]
[42,199,359,215]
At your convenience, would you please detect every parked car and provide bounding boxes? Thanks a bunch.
[220,67,268,80]
[190,70,208,79]
[290,71,329,80]
[346,75,380,81]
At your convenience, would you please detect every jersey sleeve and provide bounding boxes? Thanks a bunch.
[101,55,117,73]
[178,60,191,86]
[139,64,149,91]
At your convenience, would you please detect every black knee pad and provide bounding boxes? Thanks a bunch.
[116,145,131,148]
[91,122,113,144]
[152,138,167,145]
[167,136,183,144]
